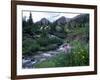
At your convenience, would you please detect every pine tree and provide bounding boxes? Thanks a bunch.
[22,16,27,27]
[27,12,33,25]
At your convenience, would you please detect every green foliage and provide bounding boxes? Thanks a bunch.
[39,44,58,51]
[70,40,89,66]
[35,41,89,68]
[27,12,33,25]
[22,35,63,54]
[35,36,63,51]
[22,13,89,68]
[49,37,63,44]
[35,53,67,68]
[22,38,40,55]
[55,26,63,32]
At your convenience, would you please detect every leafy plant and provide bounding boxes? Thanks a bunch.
[22,38,40,55]
[35,41,89,68]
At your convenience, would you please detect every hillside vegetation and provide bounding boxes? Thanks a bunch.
[22,13,89,68]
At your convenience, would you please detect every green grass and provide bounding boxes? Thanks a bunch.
[34,41,89,68]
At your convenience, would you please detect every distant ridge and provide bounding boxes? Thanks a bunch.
[34,14,89,25]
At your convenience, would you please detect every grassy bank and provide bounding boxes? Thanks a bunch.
[34,41,89,68]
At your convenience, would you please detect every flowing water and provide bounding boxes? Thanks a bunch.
[22,44,71,69]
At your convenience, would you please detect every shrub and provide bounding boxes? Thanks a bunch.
[69,40,89,66]
[49,37,63,44]
[36,36,63,49]
[39,44,58,51]
[22,38,40,55]
[36,37,49,46]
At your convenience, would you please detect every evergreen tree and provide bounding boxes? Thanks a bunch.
[27,12,33,25]
[22,16,27,27]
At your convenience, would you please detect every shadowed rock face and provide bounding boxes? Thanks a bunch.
[35,14,89,26]
[70,14,89,23]
[36,18,50,25]
[54,16,70,25]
